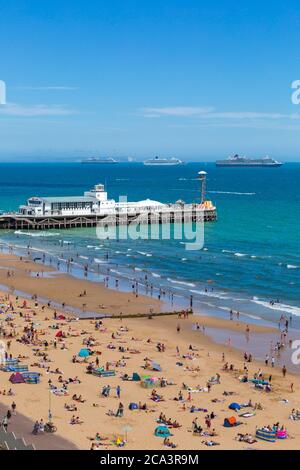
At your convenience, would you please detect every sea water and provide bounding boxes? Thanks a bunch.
[0,161,298,328]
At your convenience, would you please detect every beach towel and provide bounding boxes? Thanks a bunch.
[238,412,255,418]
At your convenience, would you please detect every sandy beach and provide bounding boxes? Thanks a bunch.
[0,253,299,450]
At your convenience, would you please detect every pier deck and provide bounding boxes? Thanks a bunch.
[0,205,216,230]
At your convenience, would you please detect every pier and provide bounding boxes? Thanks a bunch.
[0,205,216,230]
[0,171,216,230]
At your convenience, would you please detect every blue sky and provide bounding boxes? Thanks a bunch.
[1,0,300,160]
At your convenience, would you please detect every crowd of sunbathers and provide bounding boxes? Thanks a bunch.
[158,413,181,428]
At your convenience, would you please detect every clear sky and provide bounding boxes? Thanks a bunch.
[1,0,300,160]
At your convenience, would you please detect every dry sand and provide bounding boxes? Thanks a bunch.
[0,253,299,450]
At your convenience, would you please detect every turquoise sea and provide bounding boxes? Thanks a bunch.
[0,162,298,328]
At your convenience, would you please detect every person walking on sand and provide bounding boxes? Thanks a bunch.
[265,354,269,366]
[1,415,8,431]
[116,402,124,417]
[290,382,294,393]
[116,385,121,399]
[11,401,16,415]
[282,365,287,377]
[271,357,275,367]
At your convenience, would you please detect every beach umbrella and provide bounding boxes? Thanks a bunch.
[122,424,133,442]
[78,348,90,358]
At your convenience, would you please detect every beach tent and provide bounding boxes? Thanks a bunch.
[4,358,19,366]
[229,402,241,411]
[99,370,115,377]
[132,373,141,381]
[129,403,138,410]
[92,367,104,377]
[255,428,276,442]
[151,362,162,372]
[55,330,63,337]
[223,416,238,427]
[8,364,28,373]
[154,426,171,438]
[276,429,287,439]
[250,379,269,386]
[141,377,160,388]
[9,372,25,384]
[22,372,40,384]
[78,348,90,358]
[57,315,66,320]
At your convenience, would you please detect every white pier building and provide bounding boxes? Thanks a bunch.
[19,184,166,217]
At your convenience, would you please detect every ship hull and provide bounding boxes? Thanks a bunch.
[81,161,118,164]
[216,162,283,167]
[144,162,182,166]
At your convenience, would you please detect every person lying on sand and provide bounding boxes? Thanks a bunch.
[151,389,164,402]
[235,433,257,444]
[87,433,108,442]
[202,440,220,446]
[64,403,77,411]
[72,394,86,403]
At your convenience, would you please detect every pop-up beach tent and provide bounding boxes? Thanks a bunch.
[154,426,172,437]
[129,402,138,410]
[9,372,25,384]
[229,402,241,411]
[224,416,239,427]
[276,429,287,439]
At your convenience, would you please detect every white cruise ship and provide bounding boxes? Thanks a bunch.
[143,156,183,166]
[81,157,118,164]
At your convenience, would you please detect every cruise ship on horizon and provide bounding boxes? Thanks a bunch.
[81,157,118,164]
[216,154,283,167]
[143,156,183,166]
